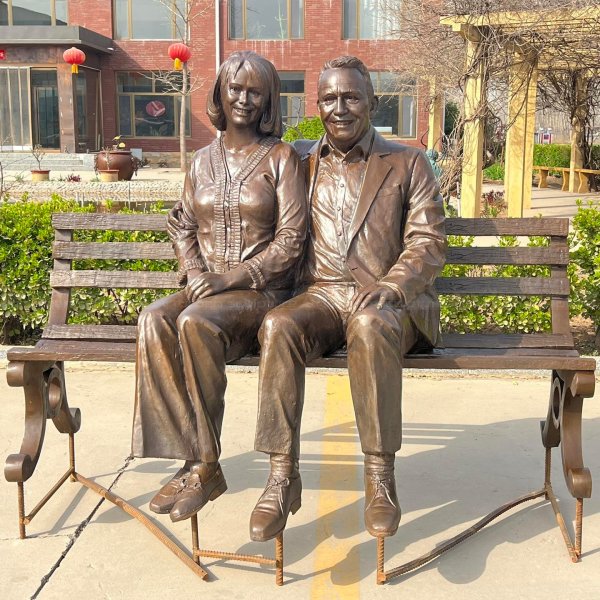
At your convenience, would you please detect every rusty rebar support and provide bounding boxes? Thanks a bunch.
[275,534,283,586]
[546,485,579,563]
[195,548,275,566]
[75,472,208,580]
[191,515,200,565]
[69,433,76,481]
[575,498,583,558]
[17,482,26,539]
[23,468,73,525]
[544,447,552,493]
[376,536,385,584]
[381,489,547,582]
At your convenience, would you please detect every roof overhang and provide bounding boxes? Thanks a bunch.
[0,25,114,54]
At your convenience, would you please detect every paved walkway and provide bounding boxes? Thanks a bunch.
[1,365,599,599]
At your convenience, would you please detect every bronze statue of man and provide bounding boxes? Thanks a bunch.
[250,55,447,542]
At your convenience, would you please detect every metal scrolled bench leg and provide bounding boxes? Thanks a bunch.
[190,515,285,585]
[375,369,594,584]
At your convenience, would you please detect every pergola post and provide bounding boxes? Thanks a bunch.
[569,72,587,192]
[427,81,444,151]
[504,56,538,217]
[460,28,485,217]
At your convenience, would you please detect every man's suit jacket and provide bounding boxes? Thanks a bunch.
[294,130,447,347]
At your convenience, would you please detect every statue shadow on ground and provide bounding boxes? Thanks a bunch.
[93,415,600,585]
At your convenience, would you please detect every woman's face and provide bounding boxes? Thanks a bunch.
[221,64,268,131]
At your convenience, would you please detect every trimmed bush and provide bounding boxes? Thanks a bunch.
[282,116,325,142]
[533,144,571,168]
[569,200,600,342]
[0,197,175,343]
[482,162,504,181]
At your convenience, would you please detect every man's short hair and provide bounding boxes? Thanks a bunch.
[319,55,375,103]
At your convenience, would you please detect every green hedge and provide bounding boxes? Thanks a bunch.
[533,144,571,168]
[282,116,325,142]
[1,197,599,348]
[0,196,175,343]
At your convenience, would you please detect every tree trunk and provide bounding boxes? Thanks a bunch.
[180,63,189,172]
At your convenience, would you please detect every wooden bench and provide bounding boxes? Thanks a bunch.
[4,212,596,585]
[533,165,571,191]
[574,168,600,194]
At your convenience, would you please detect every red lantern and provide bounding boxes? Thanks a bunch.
[168,43,191,71]
[63,47,86,74]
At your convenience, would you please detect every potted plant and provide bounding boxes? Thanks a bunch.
[30,145,50,181]
[94,136,139,181]
[95,147,120,182]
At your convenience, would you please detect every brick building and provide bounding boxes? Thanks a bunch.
[0,1,433,159]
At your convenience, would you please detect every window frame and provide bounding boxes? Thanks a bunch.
[113,0,186,41]
[371,71,418,140]
[115,71,191,139]
[228,0,304,41]
[1,0,67,26]
[342,0,400,41]
[279,71,305,127]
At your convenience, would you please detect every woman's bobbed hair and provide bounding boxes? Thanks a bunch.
[207,51,282,138]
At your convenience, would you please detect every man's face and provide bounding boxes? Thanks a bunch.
[318,67,375,153]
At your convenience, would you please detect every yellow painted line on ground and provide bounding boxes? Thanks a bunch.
[311,375,362,599]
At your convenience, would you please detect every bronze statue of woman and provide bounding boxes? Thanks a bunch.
[131,51,307,522]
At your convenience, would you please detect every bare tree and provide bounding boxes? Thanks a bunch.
[378,1,600,201]
[151,0,211,171]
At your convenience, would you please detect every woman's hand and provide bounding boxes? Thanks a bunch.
[185,267,253,302]
[186,271,230,302]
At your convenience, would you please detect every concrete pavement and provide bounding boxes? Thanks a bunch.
[2,363,599,599]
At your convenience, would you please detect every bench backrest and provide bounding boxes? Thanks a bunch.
[46,213,573,351]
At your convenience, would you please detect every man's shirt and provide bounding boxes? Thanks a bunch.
[305,128,374,284]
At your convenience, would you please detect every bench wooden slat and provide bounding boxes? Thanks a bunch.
[49,271,569,296]
[445,218,568,237]
[442,333,573,349]
[434,277,569,296]
[52,213,168,231]
[43,325,138,341]
[40,326,574,350]
[50,270,180,289]
[447,247,568,265]
[53,241,175,260]
[8,340,594,371]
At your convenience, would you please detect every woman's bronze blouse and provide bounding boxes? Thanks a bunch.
[168,137,307,290]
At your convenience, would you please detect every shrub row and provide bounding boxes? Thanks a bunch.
[0,197,599,347]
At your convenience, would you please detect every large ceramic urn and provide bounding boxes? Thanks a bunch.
[95,150,137,181]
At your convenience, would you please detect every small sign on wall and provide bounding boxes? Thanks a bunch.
[0,50,6,60]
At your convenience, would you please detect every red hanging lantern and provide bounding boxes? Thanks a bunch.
[63,47,86,74]
[168,43,191,71]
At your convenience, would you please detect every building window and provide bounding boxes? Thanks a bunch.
[114,0,185,40]
[229,0,303,40]
[280,72,304,127]
[116,72,191,138]
[343,0,400,40]
[370,72,417,139]
[0,0,67,25]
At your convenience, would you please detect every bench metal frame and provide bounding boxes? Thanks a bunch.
[4,214,596,585]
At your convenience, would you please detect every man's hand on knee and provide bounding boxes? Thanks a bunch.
[350,283,403,314]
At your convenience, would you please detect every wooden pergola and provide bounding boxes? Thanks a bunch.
[438,7,600,217]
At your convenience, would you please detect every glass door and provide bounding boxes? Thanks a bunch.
[0,67,31,150]
[31,69,60,149]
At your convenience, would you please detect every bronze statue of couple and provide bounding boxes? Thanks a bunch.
[132,51,446,543]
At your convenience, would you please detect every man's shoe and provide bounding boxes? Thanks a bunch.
[364,453,400,537]
[169,463,227,522]
[249,454,302,542]
[149,466,189,514]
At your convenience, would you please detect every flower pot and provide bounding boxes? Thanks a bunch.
[31,169,50,182]
[95,150,137,181]
[99,169,119,182]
